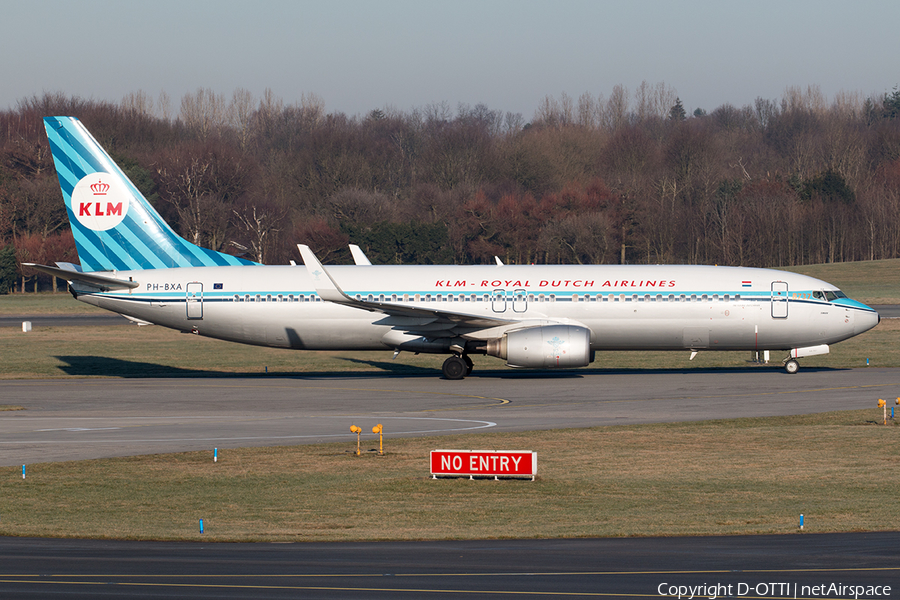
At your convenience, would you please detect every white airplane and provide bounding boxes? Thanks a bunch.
[29,116,880,379]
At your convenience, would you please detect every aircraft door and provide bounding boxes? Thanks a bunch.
[186,282,203,320]
[512,288,527,313]
[491,288,507,313]
[771,281,788,318]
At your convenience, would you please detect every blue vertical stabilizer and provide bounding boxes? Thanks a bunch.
[43,116,256,272]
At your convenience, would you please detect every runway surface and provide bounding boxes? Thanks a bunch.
[2,367,899,465]
[0,532,897,599]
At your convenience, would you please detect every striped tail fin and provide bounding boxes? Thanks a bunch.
[43,116,256,272]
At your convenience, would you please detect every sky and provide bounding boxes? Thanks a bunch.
[3,0,898,120]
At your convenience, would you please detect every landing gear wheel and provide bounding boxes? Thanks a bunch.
[463,354,474,376]
[784,359,800,374]
[442,355,467,380]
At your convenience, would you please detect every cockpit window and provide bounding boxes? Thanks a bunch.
[825,290,847,302]
[812,291,825,300]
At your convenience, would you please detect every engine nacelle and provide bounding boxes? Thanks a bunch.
[486,324,592,369]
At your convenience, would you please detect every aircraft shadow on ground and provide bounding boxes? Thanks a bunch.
[54,355,442,379]
[54,355,846,379]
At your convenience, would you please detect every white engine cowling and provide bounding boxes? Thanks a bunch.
[486,324,592,368]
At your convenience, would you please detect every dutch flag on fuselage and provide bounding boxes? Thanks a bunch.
[43,117,256,272]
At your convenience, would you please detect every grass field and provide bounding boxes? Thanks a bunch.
[1,410,896,542]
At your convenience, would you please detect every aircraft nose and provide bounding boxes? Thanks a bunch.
[856,308,880,335]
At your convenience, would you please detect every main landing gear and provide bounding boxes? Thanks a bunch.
[442,354,474,380]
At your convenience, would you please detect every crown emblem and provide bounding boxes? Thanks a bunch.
[90,179,109,195]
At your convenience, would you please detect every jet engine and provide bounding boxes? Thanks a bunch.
[486,324,592,368]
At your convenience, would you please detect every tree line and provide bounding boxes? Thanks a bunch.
[1,83,899,293]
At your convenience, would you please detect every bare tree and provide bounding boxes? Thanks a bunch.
[120,90,154,118]
[231,196,289,264]
[229,88,255,150]
[600,84,629,131]
[156,90,172,122]
[180,88,228,139]
[577,92,599,129]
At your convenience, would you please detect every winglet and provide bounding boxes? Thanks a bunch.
[349,244,372,265]
[297,244,350,303]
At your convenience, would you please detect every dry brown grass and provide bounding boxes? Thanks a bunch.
[1,410,897,542]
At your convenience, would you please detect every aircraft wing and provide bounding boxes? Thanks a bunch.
[297,245,516,335]
[23,263,140,291]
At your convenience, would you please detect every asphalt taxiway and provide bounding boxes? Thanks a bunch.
[2,367,898,466]
[0,532,897,599]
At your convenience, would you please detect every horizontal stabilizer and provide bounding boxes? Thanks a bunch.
[23,263,140,291]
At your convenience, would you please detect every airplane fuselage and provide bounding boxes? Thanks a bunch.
[76,263,878,357]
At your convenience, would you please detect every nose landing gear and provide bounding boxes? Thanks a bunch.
[783,358,800,374]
